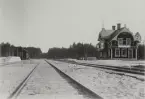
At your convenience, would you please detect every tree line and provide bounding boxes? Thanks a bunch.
[47,42,145,60]
[0,42,144,60]
[0,42,42,58]
[47,42,99,59]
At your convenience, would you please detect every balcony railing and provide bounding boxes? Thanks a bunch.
[110,42,136,48]
[118,45,131,48]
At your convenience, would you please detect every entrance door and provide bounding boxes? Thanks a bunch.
[128,49,133,58]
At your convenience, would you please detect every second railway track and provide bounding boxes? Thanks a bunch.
[45,60,103,99]
[56,60,145,76]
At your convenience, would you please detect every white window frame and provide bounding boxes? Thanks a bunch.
[115,48,120,57]
[126,38,131,45]
[121,49,127,57]
[118,38,123,45]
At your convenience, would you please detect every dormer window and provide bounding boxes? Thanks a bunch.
[126,38,131,45]
[118,38,123,45]
[118,38,131,46]
[123,39,126,45]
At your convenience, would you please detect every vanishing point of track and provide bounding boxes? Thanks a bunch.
[7,60,103,99]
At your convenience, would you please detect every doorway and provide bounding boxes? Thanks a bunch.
[128,49,133,58]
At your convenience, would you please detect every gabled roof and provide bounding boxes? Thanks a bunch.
[134,32,141,42]
[108,27,132,42]
[107,27,125,41]
[98,26,133,42]
[98,28,114,41]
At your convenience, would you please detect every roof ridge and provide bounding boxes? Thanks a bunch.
[107,27,129,42]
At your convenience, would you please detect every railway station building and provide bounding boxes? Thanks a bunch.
[97,23,141,60]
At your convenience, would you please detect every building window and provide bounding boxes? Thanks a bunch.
[118,38,131,46]
[115,48,120,57]
[118,38,123,45]
[121,49,127,57]
[126,38,131,45]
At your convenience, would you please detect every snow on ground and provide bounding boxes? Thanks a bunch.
[48,60,145,99]
[0,57,6,65]
[8,56,21,63]
[18,60,88,99]
[66,59,145,67]
[0,60,37,99]
[0,57,21,66]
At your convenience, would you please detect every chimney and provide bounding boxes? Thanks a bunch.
[112,26,116,30]
[117,23,121,30]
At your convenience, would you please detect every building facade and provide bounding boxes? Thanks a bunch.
[97,23,141,60]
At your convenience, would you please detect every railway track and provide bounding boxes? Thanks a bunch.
[7,60,103,99]
[45,60,103,99]
[7,63,39,99]
[56,60,145,76]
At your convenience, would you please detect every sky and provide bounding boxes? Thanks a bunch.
[0,0,145,52]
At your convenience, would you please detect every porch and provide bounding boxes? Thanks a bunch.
[109,47,138,59]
